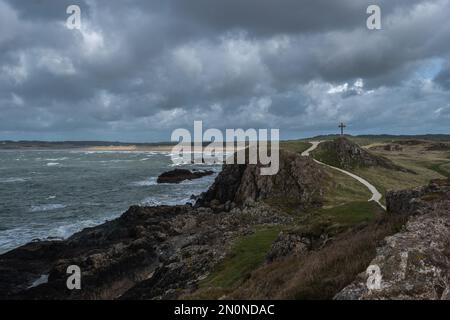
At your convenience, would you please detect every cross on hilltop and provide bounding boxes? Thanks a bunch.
[338,122,346,136]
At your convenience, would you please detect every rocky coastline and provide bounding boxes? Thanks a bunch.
[0,150,325,299]
[0,147,448,300]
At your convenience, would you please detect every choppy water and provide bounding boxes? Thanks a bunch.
[0,150,221,254]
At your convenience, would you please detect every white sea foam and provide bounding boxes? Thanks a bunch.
[0,177,29,183]
[30,204,67,212]
[45,157,68,161]
[28,274,49,289]
[140,195,194,207]
[130,177,157,187]
[49,214,121,239]
[0,213,122,254]
[140,197,163,206]
[46,162,60,166]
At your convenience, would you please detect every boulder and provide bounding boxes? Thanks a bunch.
[196,149,327,209]
[336,179,450,300]
[157,169,214,184]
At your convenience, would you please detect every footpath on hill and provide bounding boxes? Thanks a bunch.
[302,141,386,210]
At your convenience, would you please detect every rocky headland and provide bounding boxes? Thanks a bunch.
[0,144,448,300]
[0,150,327,300]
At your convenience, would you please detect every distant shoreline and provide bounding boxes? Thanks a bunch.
[0,145,175,152]
[0,144,244,152]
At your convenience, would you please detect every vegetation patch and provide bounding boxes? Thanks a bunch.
[229,213,408,300]
[295,201,383,238]
[423,162,450,178]
[193,226,283,299]
[280,140,311,154]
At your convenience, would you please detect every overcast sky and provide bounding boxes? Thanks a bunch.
[1,0,449,142]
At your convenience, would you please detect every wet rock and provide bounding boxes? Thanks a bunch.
[157,169,214,184]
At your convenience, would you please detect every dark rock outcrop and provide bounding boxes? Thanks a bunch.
[336,179,450,300]
[197,149,327,209]
[426,142,450,151]
[383,144,403,152]
[393,140,427,146]
[369,144,403,152]
[265,232,310,263]
[157,169,214,184]
[0,204,291,300]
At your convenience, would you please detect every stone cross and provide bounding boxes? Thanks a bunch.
[339,122,346,136]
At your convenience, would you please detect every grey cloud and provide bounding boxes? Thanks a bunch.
[0,0,449,141]
[435,63,450,89]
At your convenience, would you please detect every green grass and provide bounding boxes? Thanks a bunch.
[263,166,372,215]
[296,201,383,237]
[424,162,450,178]
[315,201,380,225]
[230,213,408,300]
[353,164,445,199]
[280,140,311,154]
[311,148,343,168]
[199,227,282,289]
[321,167,371,206]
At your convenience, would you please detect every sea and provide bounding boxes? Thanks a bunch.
[0,150,222,254]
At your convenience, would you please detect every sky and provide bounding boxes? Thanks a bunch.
[0,0,449,142]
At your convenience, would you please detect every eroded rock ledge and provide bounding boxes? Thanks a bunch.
[336,179,450,300]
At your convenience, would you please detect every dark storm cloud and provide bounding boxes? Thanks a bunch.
[435,63,450,89]
[4,0,91,21]
[0,0,450,141]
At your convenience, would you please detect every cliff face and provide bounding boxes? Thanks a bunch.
[197,149,327,209]
[0,149,325,300]
[336,179,450,300]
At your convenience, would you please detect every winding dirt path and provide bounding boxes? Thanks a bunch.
[302,141,386,210]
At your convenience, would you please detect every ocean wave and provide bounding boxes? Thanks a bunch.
[28,274,49,289]
[130,177,158,187]
[0,177,29,183]
[0,213,122,254]
[46,162,60,166]
[140,197,163,206]
[140,196,193,207]
[80,150,165,155]
[45,157,68,161]
[30,204,67,213]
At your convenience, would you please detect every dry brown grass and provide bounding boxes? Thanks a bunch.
[228,214,407,300]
